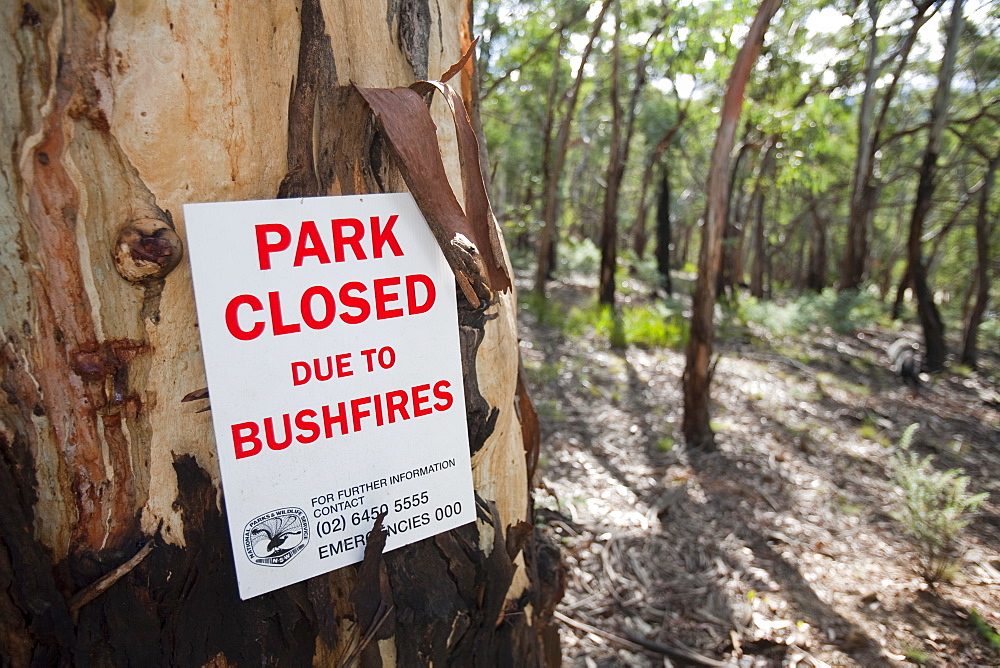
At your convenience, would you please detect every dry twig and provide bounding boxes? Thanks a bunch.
[555,610,728,667]
[69,539,155,615]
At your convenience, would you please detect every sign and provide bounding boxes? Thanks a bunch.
[184,193,475,599]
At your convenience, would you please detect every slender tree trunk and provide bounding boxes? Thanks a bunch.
[536,30,566,282]
[731,141,769,296]
[678,223,692,270]
[892,266,912,320]
[599,8,625,306]
[878,188,908,299]
[683,0,783,449]
[0,1,559,665]
[633,166,656,260]
[719,135,753,298]
[655,167,673,295]
[600,17,665,306]
[806,199,828,292]
[961,154,998,367]
[842,0,881,291]
[631,108,687,259]
[793,220,807,293]
[535,0,612,295]
[749,138,777,298]
[906,0,963,372]
[750,188,766,297]
[843,0,936,292]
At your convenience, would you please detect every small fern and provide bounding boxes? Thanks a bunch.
[890,424,988,582]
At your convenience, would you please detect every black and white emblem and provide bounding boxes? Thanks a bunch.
[243,507,309,567]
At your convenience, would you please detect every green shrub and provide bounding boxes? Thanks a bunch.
[890,424,989,583]
[732,287,890,338]
[560,237,601,276]
[564,301,689,349]
[655,436,675,453]
[625,251,666,288]
[970,609,1000,653]
[519,290,568,328]
[902,647,930,665]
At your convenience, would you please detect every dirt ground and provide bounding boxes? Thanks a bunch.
[518,274,1000,667]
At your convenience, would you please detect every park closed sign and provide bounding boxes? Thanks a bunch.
[184,193,475,599]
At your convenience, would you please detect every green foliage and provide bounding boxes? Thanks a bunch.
[890,425,989,583]
[560,237,602,277]
[523,357,561,385]
[980,315,1000,360]
[521,282,688,350]
[655,436,675,453]
[565,302,689,350]
[519,290,568,328]
[970,609,1000,653]
[902,647,930,665]
[732,288,889,337]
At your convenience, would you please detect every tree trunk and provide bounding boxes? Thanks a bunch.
[961,154,998,368]
[682,0,782,450]
[842,0,935,292]
[719,132,754,298]
[534,0,612,295]
[793,219,807,293]
[599,17,665,306]
[655,167,673,295]
[749,138,776,299]
[906,0,963,372]
[599,8,624,306]
[0,1,560,665]
[631,107,687,260]
[892,266,912,320]
[536,29,566,283]
[806,199,828,292]
[841,0,881,291]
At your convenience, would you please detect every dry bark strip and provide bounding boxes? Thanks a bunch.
[355,82,512,304]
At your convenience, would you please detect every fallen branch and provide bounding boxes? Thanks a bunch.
[69,539,155,615]
[554,610,727,667]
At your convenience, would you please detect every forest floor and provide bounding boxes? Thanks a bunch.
[517,270,1000,667]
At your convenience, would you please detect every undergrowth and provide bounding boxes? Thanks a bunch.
[970,609,1000,653]
[520,292,688,350]
[732,288,889,337]
[890,424,989,583]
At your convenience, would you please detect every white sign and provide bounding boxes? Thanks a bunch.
[184,193,475,599]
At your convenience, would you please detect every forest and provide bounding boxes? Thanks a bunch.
[475,0,1000,664]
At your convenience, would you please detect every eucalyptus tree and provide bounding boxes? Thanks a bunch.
[905,0,964,371]
[842,0,942,291]
[0,1,556,663]
[598,2,671,305]
[951,12,1000,367]
[535,0,613,294]
[683,0,784,449]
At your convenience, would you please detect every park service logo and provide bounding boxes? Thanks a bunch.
[243,507,309,567]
